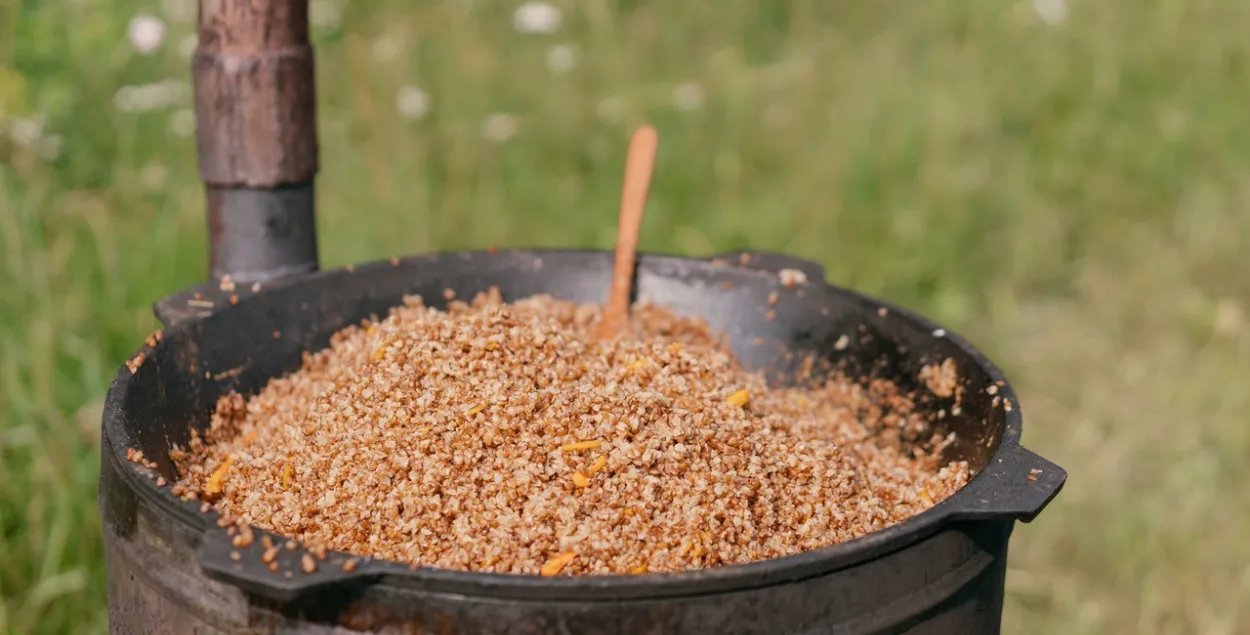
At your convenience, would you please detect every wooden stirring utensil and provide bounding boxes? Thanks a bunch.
[597,125,659,340]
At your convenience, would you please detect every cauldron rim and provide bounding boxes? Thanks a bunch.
[101,248,1065,603]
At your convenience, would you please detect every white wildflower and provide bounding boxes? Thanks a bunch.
[127,14,167,55]
[140,164,169,190]
[672,82,705,112]
[114,79,190,113]
[372,35,402,62]
[8,115,44,147]
[544,43,579,74]
[114,88,137,112]
[395,86,431,121]
[1032,0,1068,25]
[1214,298,1243,337]
[513,2,561,35]
[161,78,190,98]
[169,108,196,137]
[179,34,198,60]
[596,97,625,122]
[310,0,342,31]
[481,113,519,143]
[36,135,63,161]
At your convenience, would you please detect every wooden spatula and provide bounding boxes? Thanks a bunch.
[596,125,659,341]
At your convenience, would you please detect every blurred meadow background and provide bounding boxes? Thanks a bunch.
[2,0,1249,633]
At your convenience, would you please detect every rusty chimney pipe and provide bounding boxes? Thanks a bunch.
[193,0,319,283]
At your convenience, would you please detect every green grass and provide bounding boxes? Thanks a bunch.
[2,0,1248,633]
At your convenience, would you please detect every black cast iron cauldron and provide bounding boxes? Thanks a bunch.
[100,2,1065,632]
[101,248,1066,635]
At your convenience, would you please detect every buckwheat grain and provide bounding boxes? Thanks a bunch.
[172,290,969,576]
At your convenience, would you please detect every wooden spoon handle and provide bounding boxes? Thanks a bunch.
[601,125,659,338]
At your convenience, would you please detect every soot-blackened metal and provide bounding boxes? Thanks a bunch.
[101,249,1066,634]
[206,183,319,284]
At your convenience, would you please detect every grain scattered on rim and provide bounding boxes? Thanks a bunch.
[919,358,959,398]
[834,334,850,351]
[144,330,164,348]
[125,352,146,374]
[172,290,970,576]
[777,268,807,287]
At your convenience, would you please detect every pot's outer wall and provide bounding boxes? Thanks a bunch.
[101,250,1063,634]
[102,478,1012,634]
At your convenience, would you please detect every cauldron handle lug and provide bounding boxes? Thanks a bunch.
[195,523,381,603]
[151,282,225,329]
[701,250,828,284]
[941,445,1067,524]
[150,267,313,328]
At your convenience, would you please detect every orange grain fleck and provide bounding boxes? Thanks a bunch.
[540,552,576,576]
[204,456,235,495]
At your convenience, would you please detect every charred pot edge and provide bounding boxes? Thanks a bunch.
[196,524,382,604]
[941,446,1067,524]
[702,251,828,285]
[152,269,312,329]
[153,283,234,329]
[154,249,825,328]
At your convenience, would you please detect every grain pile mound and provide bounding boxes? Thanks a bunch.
[172,290,970,576]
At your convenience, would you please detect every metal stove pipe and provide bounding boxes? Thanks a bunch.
[192,0,320,284]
